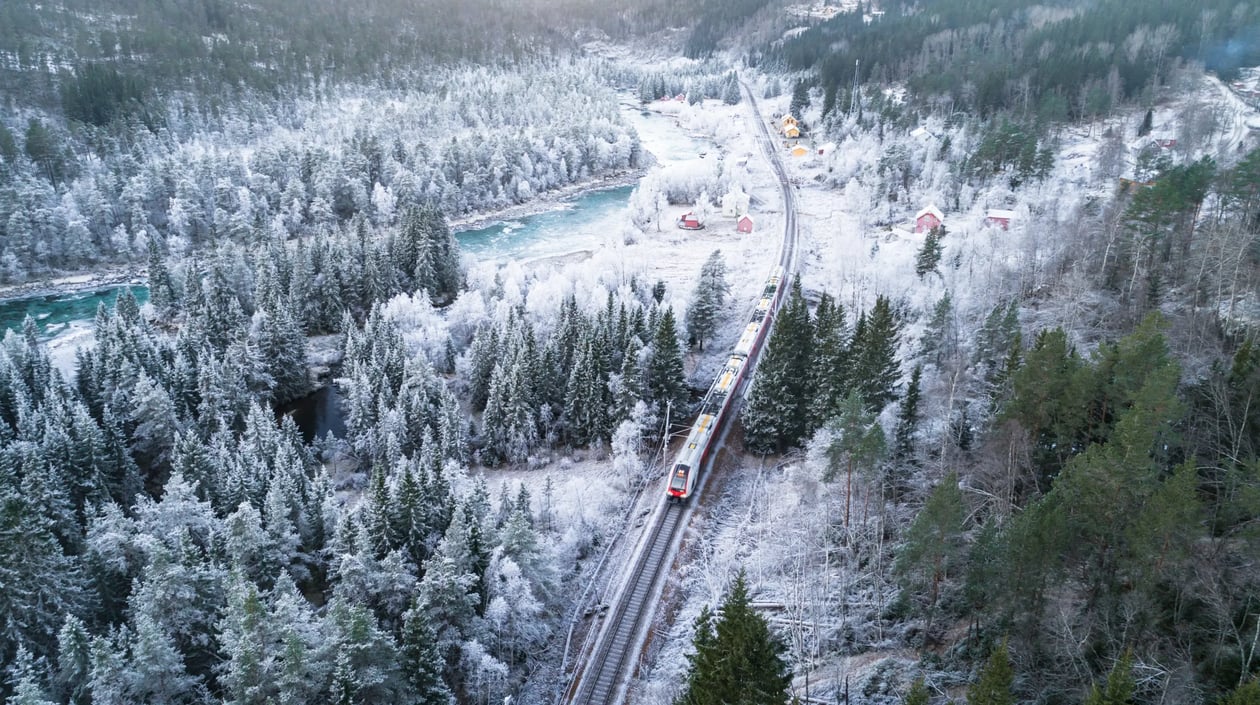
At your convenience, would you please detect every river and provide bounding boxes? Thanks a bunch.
[0,286,150,339]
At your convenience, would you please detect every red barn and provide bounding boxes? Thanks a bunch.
[987,208,1015,230]
[677,212,703,230]
[915,205,943,234]
[737,215,755,233]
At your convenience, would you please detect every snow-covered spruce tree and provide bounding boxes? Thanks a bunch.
[644,306,688,423]
[685,250,729,351]
[249,298,310,406]
[849,294,901,412]
[401,600,456,705]
[914,225,945,278]
[394,206,463,302]
[563,334,612,447]
[8,646,57,705]
[676,570,790,705]
[742,276,813,453]
[892,364,922,465]
[808,291,848,431]
[0,481,89,662]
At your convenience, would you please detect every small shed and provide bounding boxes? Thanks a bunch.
[737,215,755,233]
[987,209,1015,230]
[790,144,810,157]
[677,212,703,230]
[915,204,944,233]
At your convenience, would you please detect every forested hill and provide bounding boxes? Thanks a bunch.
[774,0,1260,122]
[0,0,703,120]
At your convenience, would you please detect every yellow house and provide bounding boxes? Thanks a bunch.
[784,124,800,138]
[781,115,798,130]
[790,144,809,157]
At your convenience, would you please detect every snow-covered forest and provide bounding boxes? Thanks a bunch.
[4,0,1260,704]
[0,61,642,281]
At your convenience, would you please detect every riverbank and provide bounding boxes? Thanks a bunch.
[448,163,651,233]
[0,268,146,305]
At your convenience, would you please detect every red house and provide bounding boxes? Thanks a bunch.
[987,208,1015,230]
[737,215,755,233]
[915,205,943,234]
[677,212,703,230]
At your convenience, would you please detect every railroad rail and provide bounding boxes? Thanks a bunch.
[564,76,801,705]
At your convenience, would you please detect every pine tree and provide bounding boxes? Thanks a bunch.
[809,292,848,431]
[147,239,178,317]
[563,335,609,446]
[905,677,929,705]
[685,250,729,351]
[400,602,454,705]
[676,569,790,705]
[895,472,966,644]
[55,616,93,705]
[789,80,810,123]
[1222,679,1260,705]
[645,307,688,419]
[743,277,815,452]
[250,298,310,406]
[851,295,901,411]
[915,226,945,278]
[0,488,89,660]
[968,640,1014,705]
[127,612,202,704]
[893,365,922,463]
[7,646,57,705]
[1084,650,1134,705]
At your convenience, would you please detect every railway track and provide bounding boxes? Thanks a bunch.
[564,77,801,705]
[742,79,800,275]
[569,503,688,705]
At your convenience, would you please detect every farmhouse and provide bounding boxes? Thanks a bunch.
[915,204,943,233]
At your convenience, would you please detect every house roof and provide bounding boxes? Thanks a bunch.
[738,214,754,223]
[987,209,1016,219]
[916,205,944,221]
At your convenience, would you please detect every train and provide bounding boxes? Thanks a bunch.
[666,265,786,502]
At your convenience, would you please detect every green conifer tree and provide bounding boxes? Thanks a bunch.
[676,570,790,705]
[851,295,901,411]
[645,307,688,420]
[1083,650,1134,705]
[968,640,1014,705]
